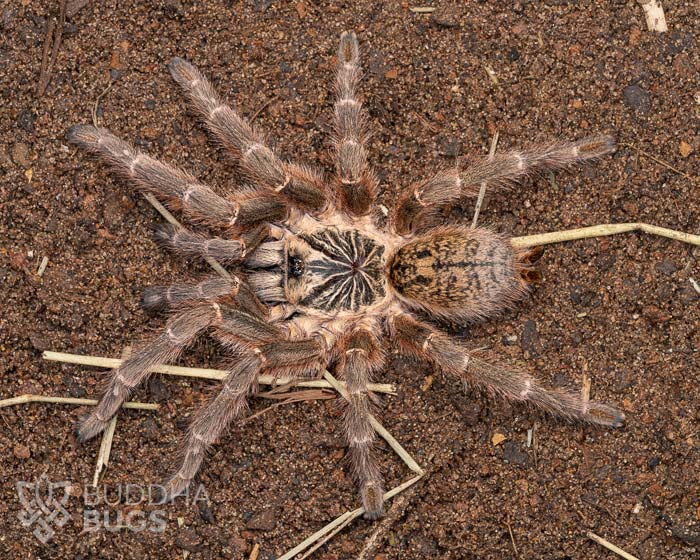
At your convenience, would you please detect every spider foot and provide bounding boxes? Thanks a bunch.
[74,412,110,442]
[584,401,626,428]
[361,482,385,519]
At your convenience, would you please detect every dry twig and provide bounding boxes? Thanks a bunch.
[37,0,67,97]
[620,142,695,182]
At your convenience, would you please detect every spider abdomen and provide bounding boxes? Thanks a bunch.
[389,227,529,322]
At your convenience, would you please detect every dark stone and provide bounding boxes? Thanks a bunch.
[141,417,159,441]
[622,84,651,114]
[507,47,520,61]
[520,319,540,355]
[453,401,482,426]
[431,4,460,28]
[655,259,677,276]
[148,375,170,402]
[502,441,530,466]
[436,134,461,157]
[198,498,216,523]
[246,508,277,531]
[647,456,660,469]
[17,108,36,134]
[174,528,203,552]
[163,0,184,18]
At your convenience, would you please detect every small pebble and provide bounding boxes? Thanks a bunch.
[246,508,277,531]
[655,259,677,276]
[520,319,540,355]
[17,108,36,134]
[11,142,31,167]
[14,443,31,459]
[431,3,460,28]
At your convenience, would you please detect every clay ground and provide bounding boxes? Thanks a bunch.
[1,1,698,559]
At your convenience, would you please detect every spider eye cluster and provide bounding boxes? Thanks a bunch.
[288,255,305,278]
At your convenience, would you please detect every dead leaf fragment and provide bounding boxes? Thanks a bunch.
[420,375,433,392]
[385,68,398,80]
[295,1,307,19]
[492,432,506,446]
[679,140,693,158]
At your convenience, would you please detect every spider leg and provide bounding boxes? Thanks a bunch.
[162,336,325,501]
[140,276,236,312]
[168,58,330,214]
[390,313,625,427]
[154,222,268,265]
[339,328,386,518]
[68,125,286,230]
[332,31,378,216]
[392,135,616,234]
[75,301,229,441]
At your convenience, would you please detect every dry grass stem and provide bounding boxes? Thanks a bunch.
[241,389,335,424]
[358,490,412,559]
[93,416,117,486]
[472,130,499,228]
[43,351,397,395]
[689,278,700,294]
[506,513,519,558]
[297,512,356,560]
[278,475,424,560]
[250,95,279,123]
[36,256,49,276]
[279,374,424,560]
[586,531,640,560]
[92,82,115,127]
[248,543,260,560]
[621,142,695,182]
[408,6,436,13]
[511,223,700,248]
[0,394,158,410]
[581,373,591,404]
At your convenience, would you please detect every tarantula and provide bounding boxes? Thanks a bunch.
[69,31,623,518]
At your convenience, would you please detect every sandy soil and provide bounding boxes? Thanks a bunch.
[1,1,698,559]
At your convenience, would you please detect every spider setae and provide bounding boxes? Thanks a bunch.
[69,31,626,519]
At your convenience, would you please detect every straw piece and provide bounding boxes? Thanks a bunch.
[511,223,700,249]
[42,350,397,395]
[93,416,117,486]
[586,531,640,560]
[0,394,158,410]
[277,475,423,560]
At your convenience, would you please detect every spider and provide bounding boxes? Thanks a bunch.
[68,31,625,519]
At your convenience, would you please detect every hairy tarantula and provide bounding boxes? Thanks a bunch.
[68,31,623,519]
